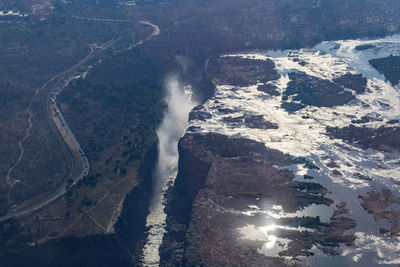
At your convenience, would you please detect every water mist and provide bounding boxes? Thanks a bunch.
[141,75,197,266]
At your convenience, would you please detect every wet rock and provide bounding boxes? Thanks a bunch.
[187,126,201,132]
[304,175,314,180]
[222,115,244,124]
[282,72,355,110]
[369,54,400,85]
[327,161,339,168]
[217,107,236,114]
[281,102,305,113]
[354,172,372,181]
[327,124,400,154]
[333,73,367,94]
[332,170,342,176]
[351,115,372,124]
[388,119,400,125]
[257,83,280,96]
[214,57,280,86]
[359,189,400,236]
[161,133,354,266]
[355,44,375,51]
[244,115,278,129]
[189,108,212,121]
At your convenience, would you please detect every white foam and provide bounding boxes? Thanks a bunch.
[189,35,400,262]
[0,10,27,17]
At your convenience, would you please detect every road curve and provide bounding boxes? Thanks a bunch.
[0,21,160,223]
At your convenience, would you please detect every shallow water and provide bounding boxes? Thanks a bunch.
[189,35,400,265]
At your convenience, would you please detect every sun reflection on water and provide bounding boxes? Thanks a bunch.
[238,223,304,257]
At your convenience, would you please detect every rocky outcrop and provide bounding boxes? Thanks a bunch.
[214,57,280,86]
[359,189,400,236]
[282,72,355,112]
[369,55,400,85]
[327,124,400,154]
[333,73,368,94]
[160,133,354,266]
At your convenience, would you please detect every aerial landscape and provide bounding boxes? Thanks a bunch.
[0,0,400,266]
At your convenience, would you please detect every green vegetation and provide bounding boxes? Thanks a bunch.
[0,0,141,214]
[59,47,164,166]
[1,0,400,264]
[0,234,131,267]
[0,220,34,253]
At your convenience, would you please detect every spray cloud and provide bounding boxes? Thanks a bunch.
[142,74,197,266]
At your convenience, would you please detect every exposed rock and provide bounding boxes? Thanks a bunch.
[327,124,400,154]
[333,73,368,94]
[388,119,400,125]
[369,54,400,85]
[327,161,339,168]
[214,57,280,86]
[257,83,280,96]
[332,170,342,176]
[355,44,375,51]
[217,107,236,114]
[359,189,400,235]
[354,172,372,181]
[351,115,373,124]
[189,105,213,122]
[222,115,245,124]
[189,109,212,121]
[160,133,355,266]
[282,72,355,111]
[281,102,305,113]
[244,115,279,129]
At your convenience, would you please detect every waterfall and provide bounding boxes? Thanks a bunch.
[141,75,196,266]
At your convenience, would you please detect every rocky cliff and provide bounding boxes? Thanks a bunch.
[160,133,356,266]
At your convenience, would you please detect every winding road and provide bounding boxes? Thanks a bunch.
[0,21,160,223]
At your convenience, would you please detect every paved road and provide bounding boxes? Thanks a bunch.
[0,21,160,223]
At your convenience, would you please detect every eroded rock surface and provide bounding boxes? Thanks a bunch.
[327,125,400,154]
[360,189,400,236]
[161,133,356,266]
[214,57,280,86]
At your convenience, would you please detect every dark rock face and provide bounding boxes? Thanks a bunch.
[221,115,279,130]
[189,106,212,121]
[351,115,373,124]
[281,72,355,111]
[281,102,306,113]
[114,140,158,263]
[257,83,280,96]
[333,73,368,94]
[214,57,280,86]
[327,124,400,154]
[355,44,375,51]
[160,133,355,266]
[369,55,400,85]
[244,115,279,130]
[222,115,244,124]
[160,135,213,266]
